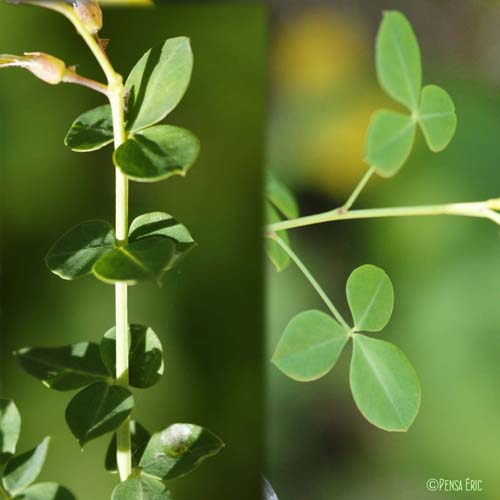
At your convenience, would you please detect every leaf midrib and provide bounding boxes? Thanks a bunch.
[275,336,346,363]
[375,119,414,155]
[117,246,151,276]
[355,280,384,330]
[389,20,417,109]
[357,339,404,427]
[86,386,111,438]
[420,111,454,120]
[50,241,113,259]
[19,352,107,381]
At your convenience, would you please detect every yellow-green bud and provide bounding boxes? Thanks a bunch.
[0,53,67,85]
[24,52,67,85]
[72,0,103,35]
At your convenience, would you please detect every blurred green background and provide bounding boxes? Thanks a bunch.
[267,1,500,499]
[0,2,265,499]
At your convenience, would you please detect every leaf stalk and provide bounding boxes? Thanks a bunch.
[271,233,351,332]
[341,166,376,212]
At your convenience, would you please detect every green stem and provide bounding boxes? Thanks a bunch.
[267,200,500,232]
[33,2,117,83]
[57,3,132,482]
[341,166,375,212]
[111,79,131,482]
[271,234,351,332]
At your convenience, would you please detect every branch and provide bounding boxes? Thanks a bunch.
[267,200,500,232]
[62,69,108,95]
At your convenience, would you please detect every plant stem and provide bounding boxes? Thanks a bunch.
[109,79,131,483]
[267,200,500,232]
[341,166,375,212]
[57,4,132,482]
[62,70,108,96]
[270,234,351,332]
[33,2,117,83]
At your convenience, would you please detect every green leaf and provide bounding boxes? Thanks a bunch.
[46,221,115,280]
[114,125,199,183]
[272,310,348,382]
[64,105,114,152]
[125,37,193,133]
[376,11,422,111]
[365,110,416,177]
[2,438,50,496]
[65,382,134,447]
[129,212,196,270]
[140,424,224,481]
[14,343,109,391]
[266,172,299,219]
[93,237,175,285]
[418,84,457,152]
[100,324,164,389]
[105,420,151,473]
[350,335,421,431]
[346,264,394,332]
[265,203,290,272]
[0,400,21,466]
[111,477,171,500]
[14,483,76,500]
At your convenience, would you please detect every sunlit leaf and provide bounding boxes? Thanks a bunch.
[2,438,50,496]
[129,212,196,270]
[365,110,415,177]
[64,105,114,152]
[0,400,21,467]
[140,424,224,481]
[125,37,193,133]
[350,335,420,431]
[376,11,422,111]
[272,310,348,381]
[105,420,150,473]
[418,84,457,152]
[111,477,170,500]
[46,221,115,280]
[114,125,199,182]
[65,382,134,447]
[92,237,175,285]
[14,343,108,391]
[100,324,164,389]
[346,264,394,332]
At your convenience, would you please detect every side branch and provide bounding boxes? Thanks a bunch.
[62,70,108,95]
[267,199,500,232]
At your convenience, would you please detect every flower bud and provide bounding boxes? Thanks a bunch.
[0,52,67,85]
[72,0,103,35]
[24,52,67,85]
